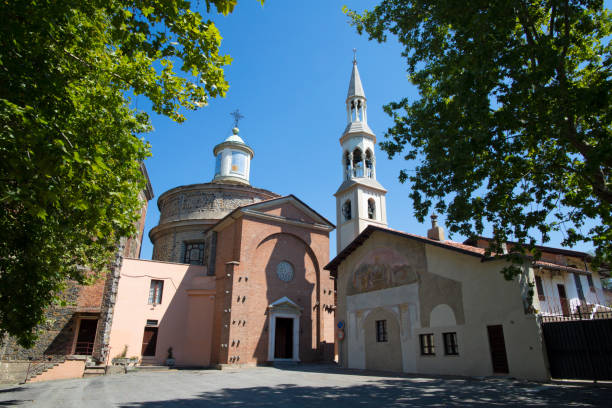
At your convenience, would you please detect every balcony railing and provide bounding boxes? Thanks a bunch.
[74,341,94,355]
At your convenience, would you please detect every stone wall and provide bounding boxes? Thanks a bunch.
[1,284,81,361]
[157,185,276,224]
[152,229,208,263]
[0,362,30,384]
[92,241,125,364]
[150,183,280,265]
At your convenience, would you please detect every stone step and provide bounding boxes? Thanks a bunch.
[82,366,106,378]
[136,365,172,371]
[272,360,298,368]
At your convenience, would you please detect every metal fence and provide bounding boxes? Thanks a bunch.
[541,310,612,381]
[74,341,94,355]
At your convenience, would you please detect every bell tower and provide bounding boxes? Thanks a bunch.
[335,53,388,253]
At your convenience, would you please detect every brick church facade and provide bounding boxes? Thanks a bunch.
[106,126,336,367]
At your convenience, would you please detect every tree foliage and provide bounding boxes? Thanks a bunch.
[0,0,254,347]
[346,0,611,270]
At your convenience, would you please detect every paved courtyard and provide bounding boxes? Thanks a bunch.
[1,365,611,407]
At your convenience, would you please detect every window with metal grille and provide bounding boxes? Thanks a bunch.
[535,275,545,301]
[367,198,376,220]
[376,320,387,342]
[419,333,435,355]
[342,200,352,221]
[587,274,595,292]
[184,242,204,265]
[148,280,163,304]
[443,332,459,355]
[573,273,585,301]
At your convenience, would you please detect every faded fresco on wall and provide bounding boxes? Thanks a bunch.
[349,246,425,295]
[348,241,465,326]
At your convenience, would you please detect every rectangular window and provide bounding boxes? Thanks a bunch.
[419,333,435,356]
[535,275,545,301]
[146,319,158,326]
[376,320,387,342]
[573,273,585,301]
[184,242,204,265]
[148,280,163,304]
[587,274,595,292]
[443,332,459,355]
[214,153,222,176]
[230,151,247,175]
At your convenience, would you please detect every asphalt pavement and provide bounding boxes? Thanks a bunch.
[1,364,611,407]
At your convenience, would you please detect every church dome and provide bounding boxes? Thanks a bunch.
[212,127,254,186]
[149,117,279,264]
[150,182,279,263]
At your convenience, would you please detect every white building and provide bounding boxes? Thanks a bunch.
[326,57,611,381]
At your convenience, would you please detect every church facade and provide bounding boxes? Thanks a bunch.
[107,126,336,367]
[327,58,610,381]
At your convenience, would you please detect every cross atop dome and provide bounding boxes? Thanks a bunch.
[230,109,244,128]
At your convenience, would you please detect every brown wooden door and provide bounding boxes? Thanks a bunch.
[487,325,509,374]
[274,318,293,359]
[141,327,158,356]
[557,284,570,316]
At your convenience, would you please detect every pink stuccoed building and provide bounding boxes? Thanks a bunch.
[108,125,336,368]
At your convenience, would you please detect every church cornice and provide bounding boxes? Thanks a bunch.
[149,219,214,242]
[241,209,334,232]
[156,182,280,209]
[340,125,376,145]
[212,140,254,158]
[334,178,387,196]
[211,195,335,233]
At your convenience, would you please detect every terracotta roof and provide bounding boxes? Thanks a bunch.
[324,225,490,275]
[533,260,592,275]
[324,225,610,279]
[463,235,593,259]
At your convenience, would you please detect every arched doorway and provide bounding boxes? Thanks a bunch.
[364,308,403,372]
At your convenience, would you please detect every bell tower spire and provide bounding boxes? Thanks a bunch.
[345,51,371,133]
[335,53,388,253]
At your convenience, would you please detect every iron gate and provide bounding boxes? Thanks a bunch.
[541,311,612,380]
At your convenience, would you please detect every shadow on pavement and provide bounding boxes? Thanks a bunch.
[118,376,612,408]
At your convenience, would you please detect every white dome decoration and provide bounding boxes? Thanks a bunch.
[212,127,254,185]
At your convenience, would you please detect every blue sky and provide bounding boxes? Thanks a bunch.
[138,0,599,259]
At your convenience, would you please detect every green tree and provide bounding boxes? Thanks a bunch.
[0,0,258,347]
[346,1,611,273]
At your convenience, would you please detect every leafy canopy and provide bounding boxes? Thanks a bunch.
[0,0,258,347]
[346,0,611,272]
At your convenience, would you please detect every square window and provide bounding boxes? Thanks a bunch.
[148,280,163,304]
[184,242,204,265]
[443,332,459,355]
[419,333,435,355]
[376,320,387,342]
